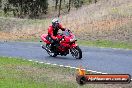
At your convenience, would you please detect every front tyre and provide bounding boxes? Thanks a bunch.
[71,46,82,59]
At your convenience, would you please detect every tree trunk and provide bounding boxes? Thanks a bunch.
[0,0,1,8]
[55,0,58,10]
[68,0,71,12]
[58,0,62,17]
[95,0,97,3]
[20,0,23,17]
[64,0,65,4]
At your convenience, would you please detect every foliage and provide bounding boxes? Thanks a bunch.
[73,0,83,9]
[77,40,132,49]
[2,0,48,18]
[0,0,98,18]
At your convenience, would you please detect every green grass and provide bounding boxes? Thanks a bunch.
[0,10,14,17]
[0,57,76,88]
[77,40,132,49]
[0,56,92,88]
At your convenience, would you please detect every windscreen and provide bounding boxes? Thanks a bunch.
[63,31,70,36]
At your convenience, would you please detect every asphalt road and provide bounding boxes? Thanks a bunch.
[0,41,132,75]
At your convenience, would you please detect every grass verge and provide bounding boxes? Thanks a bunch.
[77,40,132,49]
[0,56,92,88]
[0,55,131,88]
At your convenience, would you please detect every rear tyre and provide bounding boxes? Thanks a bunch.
[71,46,82,59]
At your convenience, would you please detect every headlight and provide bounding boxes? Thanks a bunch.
[70,36,76,42]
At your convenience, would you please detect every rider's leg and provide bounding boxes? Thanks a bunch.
[51,40,60,52]
[41,34,46,42]
[48,36,60,52]
[50,38,56,52]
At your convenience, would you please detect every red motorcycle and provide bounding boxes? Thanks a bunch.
[40,29,82,59]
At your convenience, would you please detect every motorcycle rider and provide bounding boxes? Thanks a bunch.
[47,18,65,52]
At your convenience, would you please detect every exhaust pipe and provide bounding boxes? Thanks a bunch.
[42,45,51,52]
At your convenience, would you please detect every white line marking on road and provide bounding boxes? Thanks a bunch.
[28,60,32,61]
[39,62,44,63]
[25,59,113,75]
[86,70,93,72]
[64,66,70,68]
[59,65,64,67]
[52,64,57,66]
[75,68,79,69]
[70,67,76,69]
[102,73,108,74]
[96,72,103,74]
[91,71,97,73]
[35,61,39,63]
[45,63,51,65]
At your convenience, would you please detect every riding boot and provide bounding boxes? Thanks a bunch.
[50,43,54,52]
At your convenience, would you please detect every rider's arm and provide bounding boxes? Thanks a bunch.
[59,24,65,31]
[48,26,56,40]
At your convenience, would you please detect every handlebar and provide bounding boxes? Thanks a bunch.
[59,36,65,41]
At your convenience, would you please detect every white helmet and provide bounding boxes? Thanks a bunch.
[52,18,60,28]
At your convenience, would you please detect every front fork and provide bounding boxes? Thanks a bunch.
[70,43,78,53]
[71,43,78,48]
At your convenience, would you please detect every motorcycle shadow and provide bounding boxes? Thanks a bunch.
[44,55,80,60]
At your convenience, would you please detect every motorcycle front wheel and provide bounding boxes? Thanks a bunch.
[70,46,82,59]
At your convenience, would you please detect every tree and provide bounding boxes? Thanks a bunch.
[7,0,48,18]
[0,0,1,8]
[55,0,59,10]
[95,0,97,3]
[73,0,83,9]
[58,0,62,17]
[63,0,65,4]
[68,0,71,12]
[88,0,92,3]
